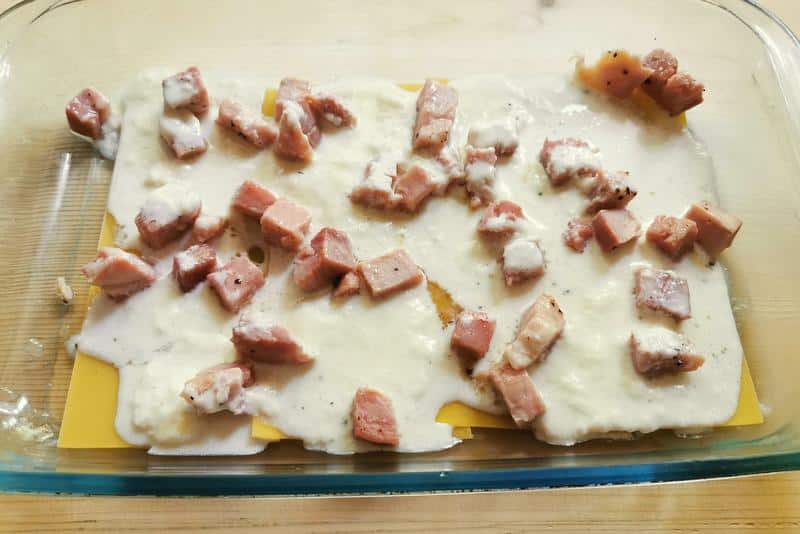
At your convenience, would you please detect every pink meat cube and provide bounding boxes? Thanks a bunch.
[413,79,458,152]
[592,209,641,252]
[634,268,691,321]
[134,183,202,249]
[181,361,254,415]
[436,144,465,184]
[586,171,637,213]
[293,227,356,292]
[333,271,362,298]
[629,329,705,377]
[654,72,705,116]
[351,387,399,446]
[393,164,436,212]
[173,243,217,293]
[501,239,545,287]
[477,201,524,236]
[216,99,278,148]
[162,66,210,116]
[65,88,111,140]
[464,145,498,207]
[350,159,400,210]
[274,100,316,162]
[231,318,313,365]
[646,215,698,259]
[358,250,424,299]
[306,93,357,127]
[292,247,326,293]
[260,198,312,252]
[684,201,742,259]
[191,214,227,244]
[274,78,320,147]
[503,293,565,370]
[641,49,679,99]
[562,218,594,253]
[81,247,156,300]
[539,138,603,187]
[206,256,265,312]
[489,362,546,428]
[232,180,278,219]
[451,311,495,362]
[159,111,208,159]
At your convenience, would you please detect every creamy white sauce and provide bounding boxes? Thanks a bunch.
[158,110,205,151]
[503,239,544,272]
[140,182,201,227]
[468,118,519,152]
[163,76,197,109]
[548,140,602,178]
[77,70,743,454]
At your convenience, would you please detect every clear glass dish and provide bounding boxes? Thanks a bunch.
[1,0,799,495]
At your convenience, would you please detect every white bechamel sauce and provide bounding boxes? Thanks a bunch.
[468,118,519,153]
[159,110,205,151]
[163,75,198,109]
[503,239,544,272]
[94,114,121,160]
[140,182,201,227]
[548,140,602,178]
[77,70,743,454]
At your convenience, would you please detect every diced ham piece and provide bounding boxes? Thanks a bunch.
[274,100,316,162]
[646,215,698,259]
[162,66,210,116]
[563,218,594,252]
[351,387,399,446]
[191,214,227,244]
[274,78,320,146]
[464,145,497,207]
[592,209,641,252]
[641,49,678,98]
[65,88,111,139]
[468,119,519,157]
[232,180,277,219]
[412,79,458,152]
[436,144,465,184]
[159,111,208,159]
[358,250,424,298]
[231,317,313,365]
[216,99,278,148]
[292,227,356,292]
[478,201,524,236]
[260,198,312,252]
[135,182,201,249]
[81,247,156,300]
[629,328,705,377]
[350,158,400,210]
[539,138,603,187]
[585,171,637,213]
[306,93,357,127]
[173,243,217,293]
[501,239,545,287]
[634,267,691,321]
[576,50,654,99]
[206,256,265,312]
[451,311,495,362]
[181,361,254,415]
[393,164,436,212]
[489,362,546,427]
[642,50,704,115]
[333,271,362,298]
[684,201,742,259]
[503,293,565,370]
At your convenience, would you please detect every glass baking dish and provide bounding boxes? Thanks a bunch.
[1,0,799,495]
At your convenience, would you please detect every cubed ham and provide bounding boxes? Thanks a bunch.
[351,387,399,446]
[503,293,565,370]
[306,93,357,127]
[641,50,704,115]
[467,119,519,157]
[159,111,208,159]
[393,164,436,212]
[274,78,321,147]
[412,79,458,152]
[260,198,312,252]
[586,171,637,213]
[629,328,705,377]
[293,227,356,292]
[162,66,210,116]
[350,158,400,210]
[477,201,524,236]
[489,362,546,427]
[358,249,424,298]
[135,182,201,249]
[232,180,277,219]
[81,247,156,300]
[333,271,362,298]
[451,311,495,362]
[191,214,227,244]
[181,361,254,415]
[216,99,278,148]
[592,209,641,252]
[274,100,315,162]
[206,256,265,312]
[576,50,654,99]
[563,218,594,252]
[684,201,742,259]
[173,243,217,292]
[464,145,497,207]
[436,144,465,184]
[634,267,691,321]
[539,138,603,187]
[646,215,698,259]
[231,317,313,365]
[501,239,545,287]
[641,49,678,99]
[65,88,111,139]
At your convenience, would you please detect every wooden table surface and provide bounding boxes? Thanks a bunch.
[3,0,800,532]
